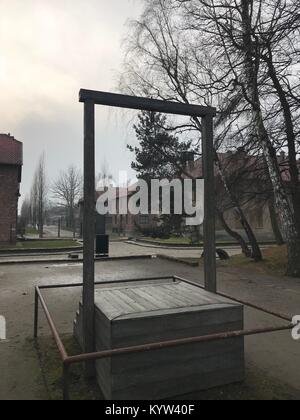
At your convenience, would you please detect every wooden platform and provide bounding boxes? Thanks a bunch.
[74,279,245,400]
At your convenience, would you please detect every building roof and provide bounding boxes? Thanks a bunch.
[0,134,23,166]
[183,151,300,183]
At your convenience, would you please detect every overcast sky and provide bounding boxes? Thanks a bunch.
[0,0,143,205]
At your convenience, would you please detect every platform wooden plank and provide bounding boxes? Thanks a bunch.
[75,280,245,400]
[94,282,240,320]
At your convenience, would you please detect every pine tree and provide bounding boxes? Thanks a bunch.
[129,111,195,237]
[129,111,194,181]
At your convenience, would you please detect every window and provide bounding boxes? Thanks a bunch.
[255,208,264,229]
[249,207,264,229]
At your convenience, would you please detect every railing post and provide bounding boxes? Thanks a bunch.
[63,363,70,401]
[34,288,39,339]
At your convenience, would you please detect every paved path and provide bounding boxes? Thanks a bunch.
[43,225,75,238]
[125,240,269,257]
[26,225,75,240]
[0,241,244,264]
[0,243,299,399]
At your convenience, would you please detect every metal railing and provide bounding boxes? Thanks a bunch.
[34,276,293,400]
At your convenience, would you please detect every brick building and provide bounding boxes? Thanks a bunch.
[183,151,300,240]
[0,134,23,244]
[79,185,158,238]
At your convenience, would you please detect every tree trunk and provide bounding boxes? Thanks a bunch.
[268,197,285,245]
[217,209,251,257]
[215,154,262,261]
[265,48,300,234]
[241,0,300,276]
[38,203,43,239]
[237,210,262,261]
[286,237,300,278]
[259,120,300,275]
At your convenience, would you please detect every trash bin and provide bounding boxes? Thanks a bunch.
[95,234,109,257]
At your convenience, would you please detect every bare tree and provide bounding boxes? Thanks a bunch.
[121,0,263,260]
[186,0,300,274]
[19,197,31,231]
[37,154,48,238]
[30,179,38,229]
[121,0,300,275]
[30,153,48,238]
[52,165,82,229]
[96,160,114,190]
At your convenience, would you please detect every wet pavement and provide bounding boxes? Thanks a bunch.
[0,241,252,264]
[0,249,299,399]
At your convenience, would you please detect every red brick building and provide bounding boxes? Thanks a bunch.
[94,187,157,236]
[0,134,23,244]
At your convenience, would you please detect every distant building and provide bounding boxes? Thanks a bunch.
[79,150,298,241]
[103,187,157,236]
[78,186,158,238]
[182,154,271,234]
[182,151,299,240]
[0,134,23,243]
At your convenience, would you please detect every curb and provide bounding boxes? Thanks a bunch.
[157,254,199,267]
[136,239,202,248]
[0,255,155,266]
[134,239,276,249]
[0,246,83,256]
[126,241,203,251]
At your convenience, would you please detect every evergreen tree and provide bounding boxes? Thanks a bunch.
[129,111,196,237]
[129,111,194,181]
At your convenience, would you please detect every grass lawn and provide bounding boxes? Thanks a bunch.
[221,245,288,276]
[141,237,199,245]
[140,237,276,246]
[25,227,39,235]
[140,237,240,246]
[0,240,81,251]
[162,246,291,277]
[35,335,101,400]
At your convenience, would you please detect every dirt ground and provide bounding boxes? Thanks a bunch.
[0,242,299,400]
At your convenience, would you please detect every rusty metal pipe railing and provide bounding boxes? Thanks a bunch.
[34,286,68,361]
[37,276,174,290]
[34,276,173,344]
[64,323,293,366]
[33,276,294,400]
[174,276,292,322]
